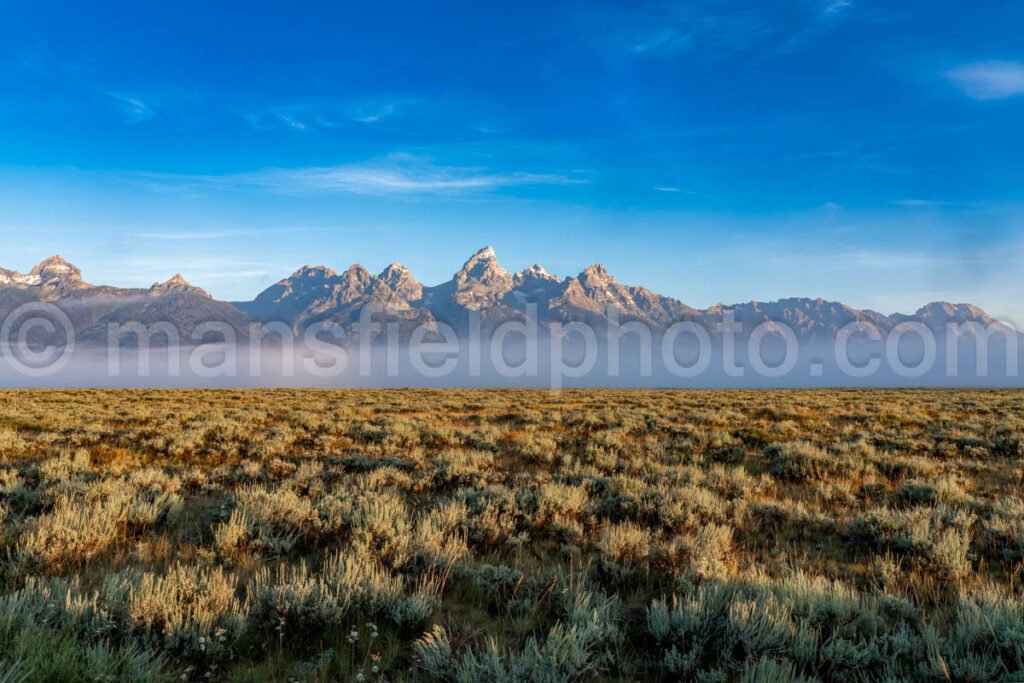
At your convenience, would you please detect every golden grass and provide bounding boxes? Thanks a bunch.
[0,388,1022,681]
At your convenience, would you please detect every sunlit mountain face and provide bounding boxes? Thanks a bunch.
[0,249,1006,343]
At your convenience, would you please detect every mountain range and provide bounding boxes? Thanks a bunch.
[0,248,1006,345]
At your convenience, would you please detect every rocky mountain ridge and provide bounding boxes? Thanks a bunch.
[0,249,1007,344]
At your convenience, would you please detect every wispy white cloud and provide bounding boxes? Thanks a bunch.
[101,91,154,123]
[245,110,309,131]
[626,10,774,58]
[246,100,405,131]
[237,163,582,194]
[347,102,397,123]
[470,123,506,135]
[946,61,1024,101]
[273,114,308,130]
[823,0,852,15]
[131,154,586,196]
[620,1,855,60]
[630,30,691,54]
[890,199,954,208]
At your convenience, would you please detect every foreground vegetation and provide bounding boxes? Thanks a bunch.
[0,389,1022,681]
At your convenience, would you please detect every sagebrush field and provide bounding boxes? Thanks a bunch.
[0,389,1022,681]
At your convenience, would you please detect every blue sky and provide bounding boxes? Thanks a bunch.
[1,0,1023,320]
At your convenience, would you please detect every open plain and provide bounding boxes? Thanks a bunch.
[0,389,1022,681]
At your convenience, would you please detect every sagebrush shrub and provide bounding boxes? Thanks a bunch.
[2,388,1023,681]
[597,522,651,578]
[18,487,179,573]
[127,563,243,659]
[766,442,859,483]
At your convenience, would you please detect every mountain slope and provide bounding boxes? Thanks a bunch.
[77,276,254,345]
[0,259,255,345]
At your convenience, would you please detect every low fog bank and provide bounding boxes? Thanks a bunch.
[0,333,1020,389]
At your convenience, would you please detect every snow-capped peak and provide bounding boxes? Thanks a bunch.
[0,256,87,290]
[456,246,510,284]
[524,263,550,276]
[474,246,497,261]
[514,263,559,283]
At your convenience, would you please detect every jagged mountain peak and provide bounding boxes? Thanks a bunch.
[151,274,211,298]
[515,263,558,282]
[572,264,619,295]
[422,246,515,314]
[1,250,1013,347]
[508,263,564,311]
[31,255,74,270]
[453,246,511,291]
[32,255,83,280]
[0,254,88,290]
[323,264,374,303]
[340,263,372,282]
[379,262,423,302]
[581,266,610,278]
[906,302,996,327]
[290,265,337,280]
[0,255,92,291]
[916,301,985,317]
[471,245,497,261]
[237,263,344,324]
[457,246,508,283]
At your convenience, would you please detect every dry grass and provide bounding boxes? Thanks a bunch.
[0,388,1022,681]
